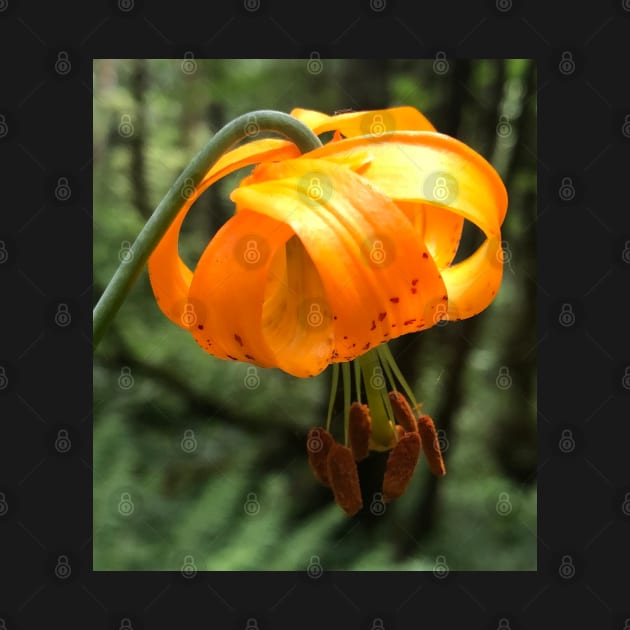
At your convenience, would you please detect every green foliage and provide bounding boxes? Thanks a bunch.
[93,59,537,571]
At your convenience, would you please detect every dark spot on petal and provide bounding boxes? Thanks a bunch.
[197,324,204,330]
[343,335,348,340]
[422,253,428,259]
[226,354,238,360]
[245,354,255,360]
[352,343,356,347]
[378,312,387,321]
[391,324,397,328]
[333,315,338,320]
[442,295,448,301]
[362,342,371,350]
[411,279,419,286]
[411,288,417,294]
[370,320,376,330]
[384,332,389,337]
[390,297,399,303]
[404,319,416,326]
[234,334,243,346]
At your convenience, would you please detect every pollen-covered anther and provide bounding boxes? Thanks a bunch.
[349,402,372,461]
[382,432,421,502]
[306,427,334,486]
[417,414,446,476]
[388,391,419,434]
[327,442,363,516]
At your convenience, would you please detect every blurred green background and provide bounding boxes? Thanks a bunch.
[93,59,537,571]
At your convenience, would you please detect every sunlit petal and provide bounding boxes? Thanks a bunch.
[231,157,447,365]
[290,106,436,136]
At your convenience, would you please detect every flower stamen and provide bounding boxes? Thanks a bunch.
[327,442,363,516]
[382,432,421,502]
[348,402,371,461]
[388,390,419,434]
[306,427,334,486]
[417,414,446,476]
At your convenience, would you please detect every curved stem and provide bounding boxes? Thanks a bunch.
[93,110,322,348]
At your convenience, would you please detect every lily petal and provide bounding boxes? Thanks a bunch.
[231,157,447,371]
[148,138,300,329]
[305,132,507,319]
[290,106,436,137]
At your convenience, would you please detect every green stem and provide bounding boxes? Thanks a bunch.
[378,343,419,411]
[325,363,340,433]
[353,359,362,405]
[93,110,322,348]
[342,361,352,446]
[358,349,394,449]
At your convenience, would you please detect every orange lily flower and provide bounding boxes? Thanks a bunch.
[148,106,508,515]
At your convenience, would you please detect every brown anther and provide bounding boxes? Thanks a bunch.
[349,402,372,461]
[327,443,363,517]
[417,414,446,476]
[382,432,421,502]
[306,427,334,486]
[388,391,418,434]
